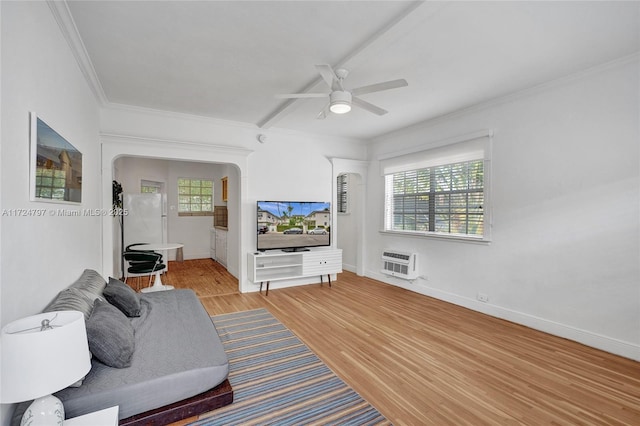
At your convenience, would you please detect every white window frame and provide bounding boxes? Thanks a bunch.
[140,179,163,194]
[380,130,492,243]
[178,177,214,217]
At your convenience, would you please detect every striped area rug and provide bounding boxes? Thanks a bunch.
[190,308,390,426]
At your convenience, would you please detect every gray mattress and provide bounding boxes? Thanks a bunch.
[54,289,229,420]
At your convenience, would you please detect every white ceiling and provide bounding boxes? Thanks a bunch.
[65,1,640,140]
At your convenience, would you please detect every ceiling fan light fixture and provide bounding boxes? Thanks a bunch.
[329,91,352,114]
[330,102,351,114]
[277,65,406,118]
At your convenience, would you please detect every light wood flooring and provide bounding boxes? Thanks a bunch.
[147,259,640,425]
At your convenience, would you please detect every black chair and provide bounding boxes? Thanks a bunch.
[123,251,166,290]
[126,243,163,262]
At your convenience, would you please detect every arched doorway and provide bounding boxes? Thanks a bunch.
[101,134,252,292]
[331,158,368,276]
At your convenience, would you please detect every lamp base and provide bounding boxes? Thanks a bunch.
[21,394,64,426]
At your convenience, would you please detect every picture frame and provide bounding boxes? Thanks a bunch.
[30,112,82,204]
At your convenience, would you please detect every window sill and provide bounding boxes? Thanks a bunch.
[178,212,214,217]
[379,229,491,244]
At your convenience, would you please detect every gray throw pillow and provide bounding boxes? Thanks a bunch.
[86,299,135,368]
[103,277,141,317]
[69,269,107,295]
[44,288,95,320]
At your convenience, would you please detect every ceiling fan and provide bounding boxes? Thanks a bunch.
[276,64,408,119]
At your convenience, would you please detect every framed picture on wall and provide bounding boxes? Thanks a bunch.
[29,112,82,204]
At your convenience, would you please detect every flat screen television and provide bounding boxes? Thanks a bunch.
[257,201,331,252]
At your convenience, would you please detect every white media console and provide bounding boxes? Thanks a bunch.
[248,249,342,295]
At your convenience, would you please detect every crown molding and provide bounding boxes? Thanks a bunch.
[103,103,366,145]
[47,0,108,105]
[100,133,254,157]
[103,102,260,130]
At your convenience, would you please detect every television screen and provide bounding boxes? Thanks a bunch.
[257,201,331,251]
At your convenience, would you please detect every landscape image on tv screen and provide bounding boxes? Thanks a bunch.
[257,201,331,251]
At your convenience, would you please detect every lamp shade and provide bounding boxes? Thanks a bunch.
[1,311,91,403]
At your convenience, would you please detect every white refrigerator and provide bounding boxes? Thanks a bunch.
[123,193,167,249]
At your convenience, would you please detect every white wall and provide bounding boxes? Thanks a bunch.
[366,57,640,360]
[0,2,101,322]
[99,106,367,292]
[1,2,101,423]
[115,156,169,195]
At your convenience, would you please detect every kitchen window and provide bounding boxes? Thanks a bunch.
[178,178,214,216]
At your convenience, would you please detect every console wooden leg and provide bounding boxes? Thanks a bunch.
[319,275,331,288]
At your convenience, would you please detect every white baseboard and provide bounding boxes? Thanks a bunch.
[366,270,640,361]
[342,263,357,273]
[167,252,210,261]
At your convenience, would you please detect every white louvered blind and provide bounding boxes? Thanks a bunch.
[382,133,491,240]
[337,174,348,213]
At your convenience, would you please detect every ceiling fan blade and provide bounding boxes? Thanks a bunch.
[316,103,329,120]
[275,93,328,99]
[352,96,388,116]
[315,64,339,90]
[351,79,408,96]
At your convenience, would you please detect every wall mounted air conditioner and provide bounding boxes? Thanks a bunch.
[381,249,418,280]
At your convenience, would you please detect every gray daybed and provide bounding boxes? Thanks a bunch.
[12,269,232,425]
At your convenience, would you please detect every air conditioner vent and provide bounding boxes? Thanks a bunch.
[381,249,418,280]
[382,251,411,261]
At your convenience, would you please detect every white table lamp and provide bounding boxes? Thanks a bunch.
[1,311,92,425]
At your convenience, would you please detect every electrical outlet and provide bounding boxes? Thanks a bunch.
[477,292,489,303]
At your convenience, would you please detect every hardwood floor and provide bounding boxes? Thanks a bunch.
[157,259,640,425]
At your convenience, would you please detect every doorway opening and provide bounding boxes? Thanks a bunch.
[107,152,245,296]
[332,159,368,277]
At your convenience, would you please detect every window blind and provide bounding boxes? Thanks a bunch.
[381,131,492,240]
[337,174,348,213]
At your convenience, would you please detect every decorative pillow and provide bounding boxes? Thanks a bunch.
[69,269,107,295]
[86,299,135,368]
[44,288,95,320]
[103,277,141,317]
[77,287,105,304]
